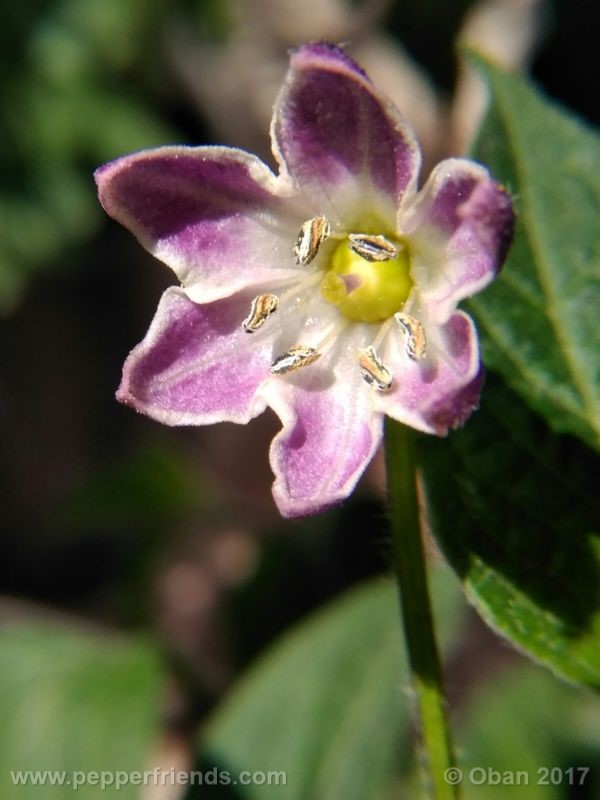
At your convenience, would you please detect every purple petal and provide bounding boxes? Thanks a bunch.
[375,311,482,435]
[272,42,420,220]
[96,146,303,302]
[117,287,272,425]
[266,371,383,517]
[405,159,514,324]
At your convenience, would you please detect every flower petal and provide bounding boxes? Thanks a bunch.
[375,311,482,435]
[271,42,420,223]
[117,287,272,425]
[96,146,304,303]
[404,158,514,324]
[265,370,383,517]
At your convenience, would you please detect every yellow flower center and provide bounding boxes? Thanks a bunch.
[320,235,413,323]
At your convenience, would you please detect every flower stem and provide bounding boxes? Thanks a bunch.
[385,418,460,800]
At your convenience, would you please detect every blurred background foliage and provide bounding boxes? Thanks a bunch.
[1,0,599,798]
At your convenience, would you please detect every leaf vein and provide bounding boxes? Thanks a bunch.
[494,78,600,439]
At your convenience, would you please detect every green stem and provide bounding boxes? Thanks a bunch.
[385,418,460,800]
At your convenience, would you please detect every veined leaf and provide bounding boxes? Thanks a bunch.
[198,570,465,800]
[469,57,600,451]
[420,376,600,689]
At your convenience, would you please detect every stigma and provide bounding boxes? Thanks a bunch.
[320,230,413,323]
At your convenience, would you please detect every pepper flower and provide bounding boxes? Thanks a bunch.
[96,43,513,517]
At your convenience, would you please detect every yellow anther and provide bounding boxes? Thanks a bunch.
[243,294,279,333]
[394,312,427,361]
[293,215,331,265]
[358,346,393,391]
[271,346,321,375]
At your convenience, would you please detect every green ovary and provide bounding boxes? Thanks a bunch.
[320,237,413,323]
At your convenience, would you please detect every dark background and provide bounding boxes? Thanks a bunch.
[0,0,598,783]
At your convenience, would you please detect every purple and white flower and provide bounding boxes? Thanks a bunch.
[96,42,513,517]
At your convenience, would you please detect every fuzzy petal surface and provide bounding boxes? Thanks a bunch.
[96,42,515,519]
[375,311,482,435]
[404,159,514,325]
[272,42,420,224]
[117,287,272,425]
[96,146,304,303]
[265,368,383,517]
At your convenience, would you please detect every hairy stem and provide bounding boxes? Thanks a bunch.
[385,419,460,800]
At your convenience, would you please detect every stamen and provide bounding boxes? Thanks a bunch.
[348,234,398,262]
[278,271,323,306]
[270,346,321,375]
[316,318,351,351]
[394,312,427,361]
[293,215,331,265]
[371,317,394,351]
[358,346,393,391]
[401,292,415,314]
[242,293,279,333]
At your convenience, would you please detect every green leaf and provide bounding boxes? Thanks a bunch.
[198,569,465,800]
[420,376,600,689]
[468,57,600,452]
[457,662,600,800]
[0,619,162,799]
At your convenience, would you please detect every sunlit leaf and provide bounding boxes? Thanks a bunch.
[469,57,600,452]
